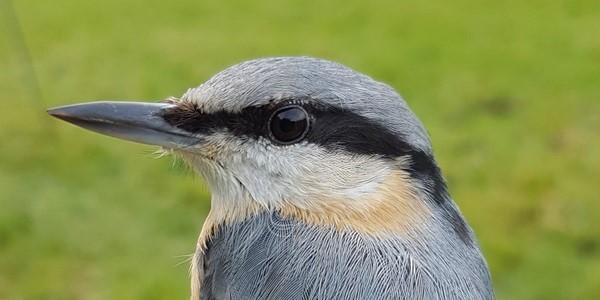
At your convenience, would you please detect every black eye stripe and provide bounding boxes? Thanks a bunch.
[163,100,416,158]
[162,101,268,138]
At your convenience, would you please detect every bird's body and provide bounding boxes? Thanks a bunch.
[200,211,490,300]
[48,57,494,299]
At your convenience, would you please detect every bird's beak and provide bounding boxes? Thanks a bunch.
[47,101,201,149]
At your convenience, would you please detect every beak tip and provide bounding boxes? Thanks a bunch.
[46,107,70,121]
[46,107,59,116]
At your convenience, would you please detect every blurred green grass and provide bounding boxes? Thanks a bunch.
[1,0,599,299]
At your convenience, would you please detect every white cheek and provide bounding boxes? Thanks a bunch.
[216,138,392,207]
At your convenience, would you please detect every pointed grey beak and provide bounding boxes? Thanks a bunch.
[47,101,200,148]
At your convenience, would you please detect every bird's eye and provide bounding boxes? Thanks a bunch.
[268,105,309,144]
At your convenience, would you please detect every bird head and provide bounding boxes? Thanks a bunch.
[48,57,468,242]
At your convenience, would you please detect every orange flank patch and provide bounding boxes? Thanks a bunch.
[279,170,430,236]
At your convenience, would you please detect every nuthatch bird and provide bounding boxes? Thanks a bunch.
[48,57,493,299]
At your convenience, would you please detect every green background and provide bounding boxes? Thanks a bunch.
[1,0,599,299]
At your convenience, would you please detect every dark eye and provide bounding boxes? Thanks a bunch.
[268,105,309,144]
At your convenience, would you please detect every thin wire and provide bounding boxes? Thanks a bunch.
[2,0,55,132]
